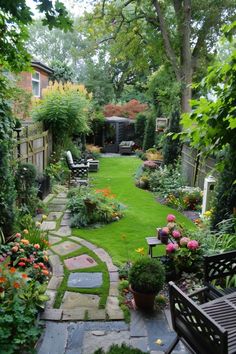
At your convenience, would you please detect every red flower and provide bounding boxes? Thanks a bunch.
[21,273,28,279]
[18,262,26,267]
[33,264,40,269]
[9,267,16,273]
[13,282,20,289]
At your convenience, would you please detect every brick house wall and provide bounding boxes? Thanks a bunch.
[17,62,53,99]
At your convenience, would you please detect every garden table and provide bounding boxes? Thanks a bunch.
[145,235,175,258]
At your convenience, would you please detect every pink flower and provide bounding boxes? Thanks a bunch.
[166,243,179,253]
[167,214,176,222]
[161,227,169,235]
[15,233,21,238]
[34,244,40,249]
[187,240,199,250]
[180,237,190,246]
[18,262,26,266]
[172,230,181,239]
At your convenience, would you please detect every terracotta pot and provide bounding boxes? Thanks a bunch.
[130,286,156,310]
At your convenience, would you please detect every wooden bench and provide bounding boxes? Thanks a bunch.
[167,281,236,354]
[146,229,176,258]
[204,250,236,299]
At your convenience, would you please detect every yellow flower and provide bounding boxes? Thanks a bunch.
[155,339,163,345]
[42,214,47,220]
[135,247,145,255]
[204,210,212,217]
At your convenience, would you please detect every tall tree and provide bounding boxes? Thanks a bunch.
[82,0,236,112]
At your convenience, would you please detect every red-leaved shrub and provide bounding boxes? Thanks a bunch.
[104,99,148,119]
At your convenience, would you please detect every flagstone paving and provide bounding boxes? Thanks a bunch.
[38,188,189,354]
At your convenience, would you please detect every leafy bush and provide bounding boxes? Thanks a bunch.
[67,187,125,228]
[166,187,202,211]
[93,344,147,354]
[104,99,148,119]
[32,82,91,153]
[129,257,165,294]
[148,163,184,197]
[45,154,70,187]
[142,114,156,151]
[134,113,147,147]
[0,259,49,354]
[15,163,39,215]
[163,110,181,166]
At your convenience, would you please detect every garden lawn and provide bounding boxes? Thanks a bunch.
[73,157,195,265]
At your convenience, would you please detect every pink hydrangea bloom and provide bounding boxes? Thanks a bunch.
[187,240,199,250]
[172,230,181,239]
[180,237,190,246]
[166,243,178,253]
[161,227,170,235]
[167,214,176,222]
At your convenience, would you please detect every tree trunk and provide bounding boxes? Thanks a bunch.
[180,0,192,113]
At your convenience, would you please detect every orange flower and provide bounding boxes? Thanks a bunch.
[21,239,29,245]
[13,282,20,289]
[0,277,6,283]
[9,267,16,273]
[21,273,28,279]
[34,244,40,249]
[33,264,40,269]
[42,269,49,276]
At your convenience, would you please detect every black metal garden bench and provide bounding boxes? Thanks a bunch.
[204,250,236,299]
[166,281,236,354]
[66,150,89,185]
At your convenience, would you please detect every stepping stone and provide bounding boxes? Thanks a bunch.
[40,309,63,321]
[67,272,102,288]
[51,226,71,237]
[60,218,71,227]
[51,241,81,256]
[57,192,68,198]
[109,282,119,297]
[61,292,100,309]
[47,276,63,290]
[75,237,97,250]
[43,193,54,204]
[62,308,87,321]
[82,330,130,354]
[109,271,119,282]
[106,296,124,320]
[45,289,56,308]
[47,212,63,221]
[130,310,148,337]
[93,248,118,271]
[50,198,68,205]
[64,255,97,270]
[48,204,66,212]
[49,255,64,276]
[62,211,71,220]
[87,309,106,320]
[40,221,56,231]
[48,235,61,245]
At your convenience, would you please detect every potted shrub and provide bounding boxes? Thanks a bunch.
[129,257,165,310]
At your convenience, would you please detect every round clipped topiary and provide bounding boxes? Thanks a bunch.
[129,257,165,294]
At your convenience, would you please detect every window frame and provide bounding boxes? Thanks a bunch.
[32,71,40,97]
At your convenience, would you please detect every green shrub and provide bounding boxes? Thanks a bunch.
[45,156,70,187]
[134,113,147,148]
[129,257,165,294]
[93,344,147,354]
[142,114,156,151]
[0,259,49,354]
[148,163,184,196]
[163,110,181,166]
[15,163,39,215]
[67,187,125,228]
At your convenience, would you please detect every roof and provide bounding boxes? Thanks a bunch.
[105,116,135,123]
[31,61,53,74]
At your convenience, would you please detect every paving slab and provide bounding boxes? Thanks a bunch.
[109,271,119,282]
[48,235,61,245]
[62,308,87,321]
[50,197,68,204]
[37,322,67,354]
[51,241,81,256]
[82,330,130,354]
[106,296,124,320]
[109,282,119,297]
[51,226,72,237]
[130,310,148,337]
[93,248,118,271]
[87,309,106,320]
[75,238,97,251]
[61,292,100,309]
[49,254,64,276]
[45,289,56,308]
[67,272,103,288]
[130,337,149,352]
[40,221,56,231]
[47,211,63,221]
[43,193,54,204]
[61,218,71,226]
[66,323,85,354]
[47,276,63,290]
[40,308,63,321]
[62,211,71,220]
[48,203,66,212]
[64,255,98,270]
[84,321,129,332]
[57,192,68,198]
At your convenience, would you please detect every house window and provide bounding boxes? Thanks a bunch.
[32,71,40,97]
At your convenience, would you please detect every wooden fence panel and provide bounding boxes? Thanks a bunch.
[13,122,51,173]
[181,145,216,189]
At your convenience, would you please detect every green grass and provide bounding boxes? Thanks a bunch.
[73,157,195,264]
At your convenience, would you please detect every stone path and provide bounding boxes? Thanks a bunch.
[40,188,123,322]
[38,188,189,354]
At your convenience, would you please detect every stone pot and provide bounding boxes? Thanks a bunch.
[130,285,156,311]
